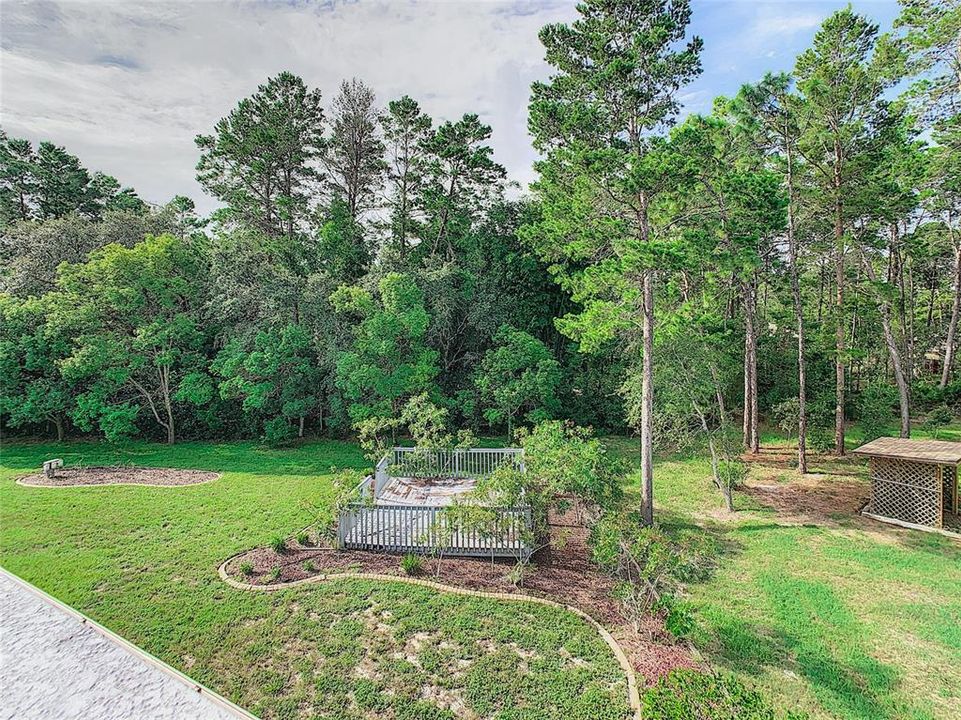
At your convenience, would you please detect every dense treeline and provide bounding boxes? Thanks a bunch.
[1,1,959,508]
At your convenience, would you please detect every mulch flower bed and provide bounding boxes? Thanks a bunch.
[18,467,220,487]
[223,505,694,683]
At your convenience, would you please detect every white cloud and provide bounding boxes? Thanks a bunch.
[1,0,900,215]
[1,0,574,213]
[752,12,824,36]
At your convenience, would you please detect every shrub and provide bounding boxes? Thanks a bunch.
[771,398,800,438]
[400,553,422,576]
[716,459,748,501]
[923,405,954,439]
[266,566,281,583]
[504,562,525,587]
[807,426,834,454]
[296,531,310,546]
[270,535,287,554]
[239,561,253,576]
[591,514,717,634]
[856,382,898,443]
[303,560,316,573]
[263,416,296,447]
[643,669,806,719]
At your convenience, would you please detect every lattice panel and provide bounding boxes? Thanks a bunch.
[870,457,942,528]
[944,466,959,517]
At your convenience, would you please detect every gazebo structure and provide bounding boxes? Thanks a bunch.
[852,437,961,537]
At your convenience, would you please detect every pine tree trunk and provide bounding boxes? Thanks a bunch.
[833,171,846,456]
[785,143,807,472]
[743,280,759,454]
[640,270,655,527]
[299,415,305,438]
[941,241,961,389]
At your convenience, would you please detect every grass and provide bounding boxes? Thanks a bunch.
[0,439,629,720]
[3,429,959,719]
[606,425,961,720]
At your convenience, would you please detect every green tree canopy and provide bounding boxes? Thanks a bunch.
[475,324,561,438]
[331,272,439,423]
[49,234,211,443]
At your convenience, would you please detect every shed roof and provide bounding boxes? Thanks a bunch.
[851,437,961,465]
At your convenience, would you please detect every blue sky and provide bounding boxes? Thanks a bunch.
[1,0,901,214]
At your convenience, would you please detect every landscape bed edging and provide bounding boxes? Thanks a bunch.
[217,556,642,720]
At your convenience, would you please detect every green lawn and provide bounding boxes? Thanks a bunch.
[0,440,629,720]
[2,432,959,720]
[606,427,961,720]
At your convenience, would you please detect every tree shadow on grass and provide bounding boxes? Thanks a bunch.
[705,574,905,720]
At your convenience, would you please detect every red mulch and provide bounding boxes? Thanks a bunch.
[18,466,219,487]
[225,504,694,683]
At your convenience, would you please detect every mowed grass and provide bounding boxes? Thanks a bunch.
[0,440,629,720]
[607,426,961,720]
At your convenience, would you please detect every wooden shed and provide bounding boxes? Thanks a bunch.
[852,437,961,537]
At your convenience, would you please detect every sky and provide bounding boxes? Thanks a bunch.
[1,0,901,214]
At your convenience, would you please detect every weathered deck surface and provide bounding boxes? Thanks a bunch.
[376,475,478,506]
[0,570,250,720]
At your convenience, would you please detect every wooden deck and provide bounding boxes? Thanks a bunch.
[338,447,532,559]
[375,475,479,506]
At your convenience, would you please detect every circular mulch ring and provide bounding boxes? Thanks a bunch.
[16,467,220,488]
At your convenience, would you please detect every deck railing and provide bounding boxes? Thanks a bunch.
[337,503,532,560]
[339,446,531,559]
[389,446,524,479]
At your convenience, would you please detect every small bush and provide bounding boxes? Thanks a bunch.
[400,553,422,576]
[303,560,316,573]
[296,531,310,546]
[643,669,807,719]
[856,382,898,443]
[923,405,954,439]
[266,566,281,583]
[270,535,287,554]
[591,514,717,634]
[239,561,253,576]
[716,459,748,492]
[504,562,525,587]
[771,398,800,438]
[262,416,297,447]
[807,426,834,454]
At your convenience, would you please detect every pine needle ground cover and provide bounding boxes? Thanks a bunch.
[0,440,628,720]
[606,427,961,720]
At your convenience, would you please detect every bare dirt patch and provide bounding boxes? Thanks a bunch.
[224,505,694,684]
[741,475,869,523]
[17,466,220,487]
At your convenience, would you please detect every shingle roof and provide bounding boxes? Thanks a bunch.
[851,437,961,465]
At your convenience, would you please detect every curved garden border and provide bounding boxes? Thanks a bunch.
[16,468,221,489]
[217,556,642,720]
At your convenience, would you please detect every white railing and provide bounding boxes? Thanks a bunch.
[338,503,532,560]
[389,447,524,479]
[339,446,531,558]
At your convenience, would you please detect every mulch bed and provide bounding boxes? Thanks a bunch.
[17,467,220,487]
[224,505,694,683]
